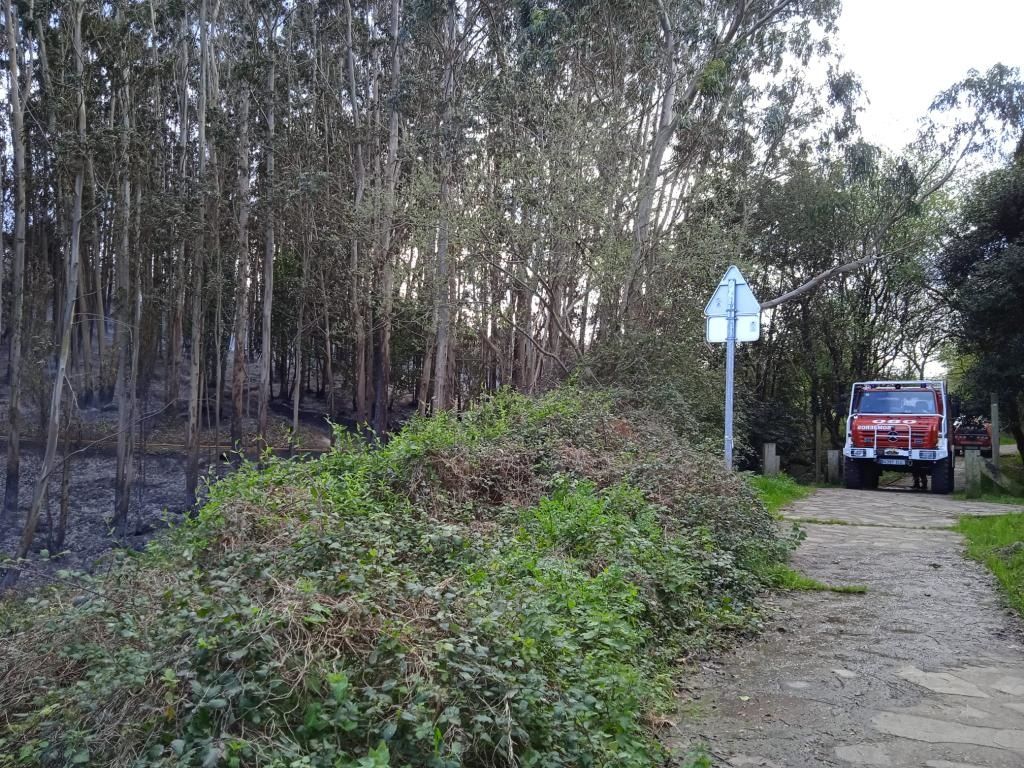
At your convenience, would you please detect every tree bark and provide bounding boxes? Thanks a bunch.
[292,235,311,446]
[344,0,369,423]
[114,74,135,532]
[431,0,457,413]
[186,0,210,505]
[2,2,84,588]
[167,15,190,409]
[3,0,28,523]
[372,0,403,436]
[86,152,108,397]
[258,51,275,447]
[230,87,252,453]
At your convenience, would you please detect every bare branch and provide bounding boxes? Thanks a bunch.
[761,253,880,310]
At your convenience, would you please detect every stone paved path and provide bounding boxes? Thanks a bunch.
[669,487,1024,767]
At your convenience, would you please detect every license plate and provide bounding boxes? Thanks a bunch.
[878,458,908,466]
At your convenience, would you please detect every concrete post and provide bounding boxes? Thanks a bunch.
[762,442,779,476]
[991,392,1000,472]
[965,448,982,498]
[826,450,840,485]
[814,413,821,484]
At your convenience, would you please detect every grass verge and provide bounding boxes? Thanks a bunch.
[747,473,813,517]
[956,512,1024,615]
[954,491,1024,506]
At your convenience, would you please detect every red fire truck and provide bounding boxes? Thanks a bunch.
[842,380,954,494]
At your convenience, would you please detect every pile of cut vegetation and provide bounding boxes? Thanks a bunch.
[0,388,789,768]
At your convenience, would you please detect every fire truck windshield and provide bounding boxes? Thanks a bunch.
[857,390,936,415]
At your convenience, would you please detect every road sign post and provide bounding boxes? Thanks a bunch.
[705,266,760,471]
[724,279,736,469]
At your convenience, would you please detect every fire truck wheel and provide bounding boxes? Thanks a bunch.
[844,458,865,490]
[930,459,952,495]
[866,465,880,489]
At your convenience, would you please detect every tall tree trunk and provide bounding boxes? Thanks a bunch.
[86,152,108,395]
[54,419,72,553]
[292,235,311,446]
[511,268,531,391]
[230,88,252,452]
[258,53,275,447]
[345,0,369,423]
[114,78,135,532]
[167,16,190,409]
[372,0,403,436]
[321,269,334,418]
[2,2,84,588]
[3,0,27,523]
[431,0,457,413]
[186,0,209,505]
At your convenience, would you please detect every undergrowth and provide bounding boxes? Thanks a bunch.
[0,388,790,768]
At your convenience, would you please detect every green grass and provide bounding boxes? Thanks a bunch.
[954,491,1024,506]
[1003,452,1024,484]
[956,512,1024,615]
[785,516,853,526]
[748,473,813,516]
[955,452,1024,505]
[763,564,867,594]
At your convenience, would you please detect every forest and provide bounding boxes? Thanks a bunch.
[1,0,1023,584]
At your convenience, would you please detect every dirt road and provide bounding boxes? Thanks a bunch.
[670,487,1024,767]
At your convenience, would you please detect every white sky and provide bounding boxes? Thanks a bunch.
[836,0,1024,151]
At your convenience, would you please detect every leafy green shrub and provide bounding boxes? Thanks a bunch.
[0,388,785,767]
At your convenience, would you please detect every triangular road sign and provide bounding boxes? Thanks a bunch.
[704,265,760,317]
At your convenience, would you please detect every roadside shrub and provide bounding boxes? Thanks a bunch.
[0,387,784,767]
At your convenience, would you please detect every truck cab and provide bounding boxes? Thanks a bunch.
[842,380,954,494]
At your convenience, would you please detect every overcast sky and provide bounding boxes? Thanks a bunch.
[835,0,1024,151]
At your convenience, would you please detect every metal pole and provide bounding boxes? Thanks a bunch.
[724,279,736,470]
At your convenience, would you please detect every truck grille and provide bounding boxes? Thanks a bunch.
[853,427,936,449]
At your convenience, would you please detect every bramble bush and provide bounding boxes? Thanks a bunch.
[0,387,789,767]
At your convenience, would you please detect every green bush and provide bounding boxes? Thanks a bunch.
[0,388,785,767]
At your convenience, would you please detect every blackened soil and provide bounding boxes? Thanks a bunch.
[0,447,193,589]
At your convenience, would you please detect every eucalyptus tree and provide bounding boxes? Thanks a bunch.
[2,0,28,523]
